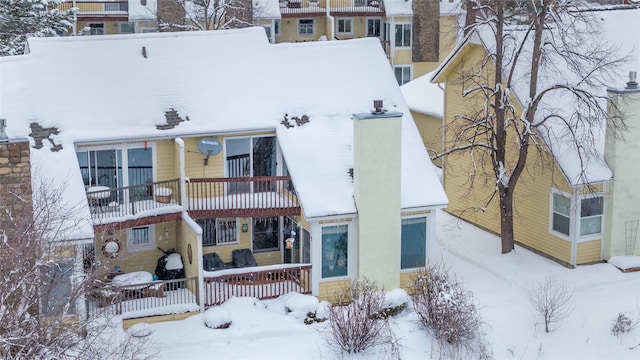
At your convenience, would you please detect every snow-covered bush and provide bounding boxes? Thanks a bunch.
[612,312,639,337]
[128,323,153,338]
[204,307,232,329]
[411,263,487,358]
[326,279,398,354]
[529,276,573,333]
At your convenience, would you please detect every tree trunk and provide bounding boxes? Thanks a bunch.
[500,187,515,254]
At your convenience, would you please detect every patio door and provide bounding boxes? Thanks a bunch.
[283,217,311,264]
[225,136,277,194]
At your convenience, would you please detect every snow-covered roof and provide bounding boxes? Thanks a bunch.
[383,0,412,16]
[128,0,157,20]
[254,0,281,19]
[432,7,640,186]
[0,27,447,230]
[400,70,444,118]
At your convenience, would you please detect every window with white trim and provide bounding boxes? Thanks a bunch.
[275,19,280,36]
[197,218,238,246]
[298,19,314,35]
[367,18,382,37]
[88,23,105,35]
[580,196,603,236]
[337,18,353,35]
[127,225,155,251]
[401,217,427,269]
[394,65,411,85]
[551,192,571,236]
[119,22,134,34]
[394,23,411,47]
[253,217,280,252]
[322,224,348,278]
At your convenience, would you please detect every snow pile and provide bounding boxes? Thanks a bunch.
[204,307,232,329]
[608,256,640,271]
[128,323,153,338]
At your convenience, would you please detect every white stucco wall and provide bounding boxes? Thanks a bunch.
[604,89,640,258]
[353,112,402,290]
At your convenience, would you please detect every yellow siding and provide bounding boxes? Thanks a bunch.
[183,136,225,179]
[94,221,178,278]
[441,43,580,266]
[577,240,602,264]
[123,311,198,329]
[156,139,176,181]
[75,20,122,35]
[177,219,201,296]
[279,16,328,43]
[399,270,421,294]
[411,111,442,166]
[318,279,351,303]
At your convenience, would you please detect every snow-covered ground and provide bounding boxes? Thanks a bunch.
[130,210,640,359]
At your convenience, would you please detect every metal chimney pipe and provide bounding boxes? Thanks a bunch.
[627,71,638,90]
[0,118,8,141]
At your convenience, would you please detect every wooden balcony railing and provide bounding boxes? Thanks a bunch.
[186,176,300,218]
[204,264,312,306]
[86,178,181,223]
[56,1,129,14]
[88,277,199,319]
[279,0,385,17]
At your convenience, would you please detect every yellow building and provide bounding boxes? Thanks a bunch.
[1,27,446,324]
[428,12,639,267]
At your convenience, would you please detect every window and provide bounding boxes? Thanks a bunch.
[401,217,427,269]
[552,192,571,236]
[41,260,74,315]
[88,23,105,35]
[264,26,272,42]
[141,27,157,33]
[355,0,366,6]
[580,196,603,236]
[119,22,134,34]
[225,136,277,193]
[197,218,238,246]
[337,18,353,35]
[394,23,411,47]
[322,224,348,278]
[127,225,155,251]
[105,2,128,11]
[275,19,280,36]
[367,18,382,37]
[298,19,314,35]
[253,217,280,252]
[394,65,411,85]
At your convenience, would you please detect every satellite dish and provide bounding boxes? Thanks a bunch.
[197,138,222,166]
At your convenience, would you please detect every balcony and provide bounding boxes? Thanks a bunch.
[279,0,385,17]
[186,176,300,218]
[204,264,312,306]
[56,1,129,19]
[86,178,182,225]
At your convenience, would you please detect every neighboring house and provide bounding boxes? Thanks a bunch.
[0,27,447,324]
[431,6,640,267]
[54,0,462,84]
[604,73,640,259]
[400,70,444,166]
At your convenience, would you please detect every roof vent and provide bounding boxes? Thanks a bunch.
[626,71,638,90]
[372,100,386,115]
[0,118,8,142]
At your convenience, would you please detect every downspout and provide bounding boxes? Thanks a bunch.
[326,0,334,40]
[389,16,395,64]
[175,137,205,312]
[72,0,77,34]
[570,188,578,267]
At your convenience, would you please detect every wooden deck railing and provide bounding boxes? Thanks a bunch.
[86,178,181,222]
[187,176,300,218]
[204,264,312,306]
[279,0,385,17]
[56,1,128,14]
[88,277,198,319]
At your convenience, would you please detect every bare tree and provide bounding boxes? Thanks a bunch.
[529,276,573,333]
[155,0,267,32]
[325,279,399,355]
[437,0,629,253]
[0,175,152,360]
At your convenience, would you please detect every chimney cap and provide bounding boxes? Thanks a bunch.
[626,71,638,90]
[0,118,8,142]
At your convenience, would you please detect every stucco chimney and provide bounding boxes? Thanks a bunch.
[626,71,638,90]
[352,101,402,290]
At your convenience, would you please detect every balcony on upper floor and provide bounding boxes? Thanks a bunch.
[279,0,385,17]
[57,1,129,19]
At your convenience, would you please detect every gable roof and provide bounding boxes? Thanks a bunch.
[0,27,447,237]
[432,6,640,187]
[400,70,444,118]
